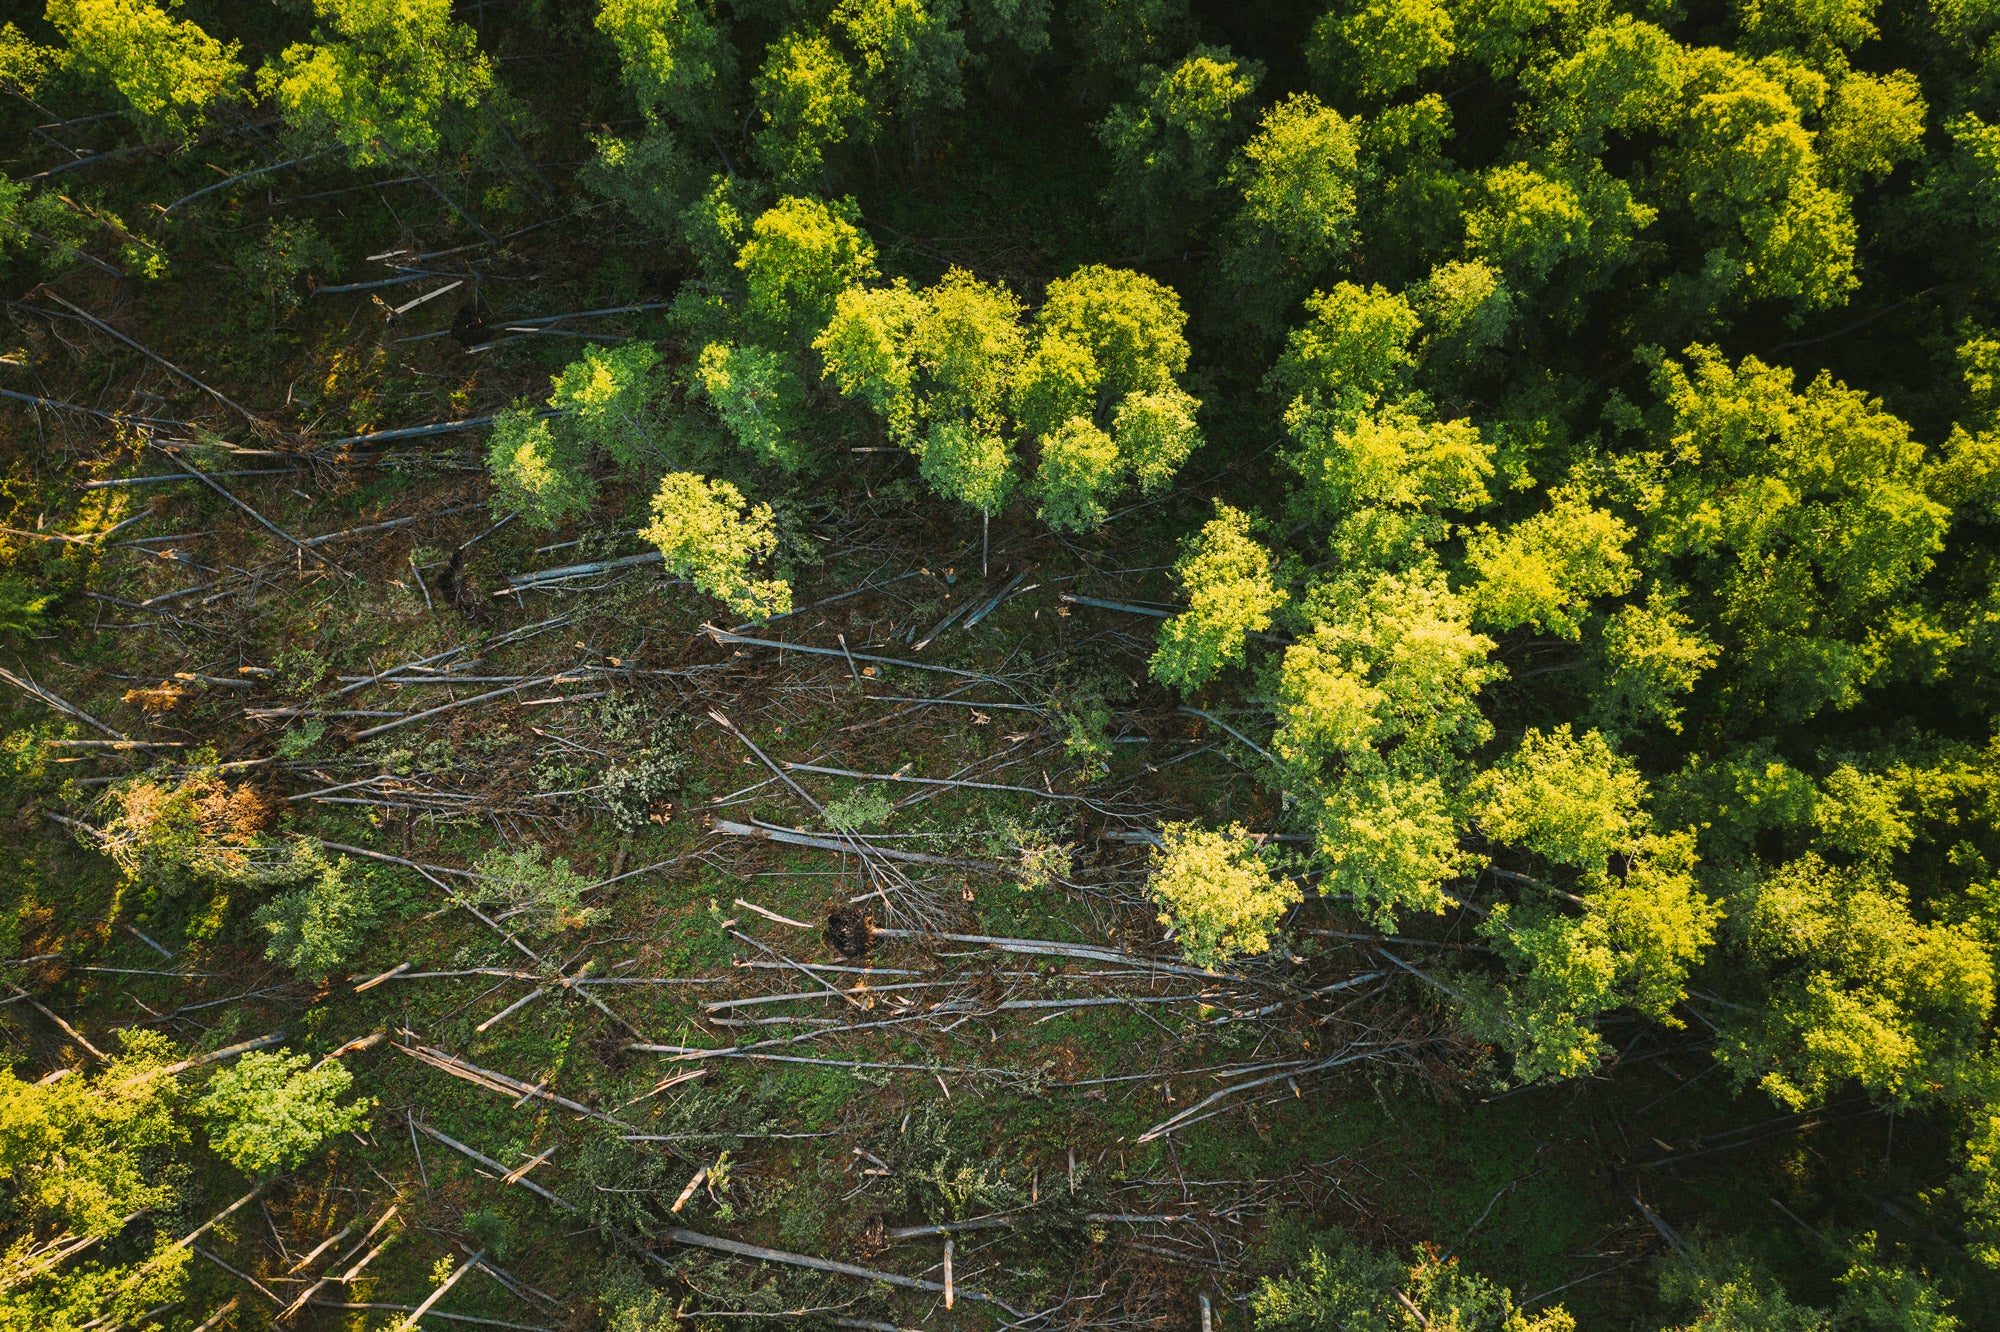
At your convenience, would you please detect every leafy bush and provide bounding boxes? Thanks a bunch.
[822,782,893,831]
[1149,822,1302,967]
[196,1050,369,1176]
[471,844,600,936]
[253,850,378,984]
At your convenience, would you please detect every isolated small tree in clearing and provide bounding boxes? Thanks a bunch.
[195,1050,370,1177]
[1149,822,1302,967]
[485,407,595,530]
[642,471,793,619]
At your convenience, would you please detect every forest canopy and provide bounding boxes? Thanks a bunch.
[2,0,2000,1325]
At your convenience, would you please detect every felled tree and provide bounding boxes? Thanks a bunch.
[196,1051,370,1177]
[471,844,600,938]
[259,0,493,166]
[1151,503,1287,691]
[642,472,792,619]
[46,0,243,141]
[1148,823,1300,968]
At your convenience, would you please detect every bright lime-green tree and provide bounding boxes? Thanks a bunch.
[1464,490,1637,639]
[1218,93,1361,323]
[1151,503,1287,691]
[595,0,732,127]
[196,1051,370,1177]
[1020,266,1201,527]
[737,195,878,341]
[1149,822,1301,967]
[1252,1226,1574,1331]
[47,0,243,141]
[486,408,594,529]
[1718,855,1993,1110]
[260,0,493,165]
[1642,347,1948,720]
[0,1038,194,1331]
[1461,727,1719,1080]
[837,0,968,153]
[693,342,807,470]
[642,472,792,619]
[1275,567,1502,921]
[549,343,662,470]
[752,32,864,188]
[819,270,1027,512]
[1308,0,1456,103]
[819,263,1201,527]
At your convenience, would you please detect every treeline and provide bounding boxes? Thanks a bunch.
[6,0,2000,1323]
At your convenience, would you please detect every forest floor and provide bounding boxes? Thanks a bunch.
[0,230,1935,1332]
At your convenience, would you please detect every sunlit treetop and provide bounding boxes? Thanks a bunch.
[47,0,244,142]
[736,195,878,339]
[259,0,493,166]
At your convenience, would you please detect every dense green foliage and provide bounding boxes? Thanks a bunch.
[7,0,2000,1319]
[193,1051,368,1177]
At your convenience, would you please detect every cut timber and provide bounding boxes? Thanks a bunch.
[703,625,998,681]
[413,1120,1029,1318]
[7,984,107,1060]
[394,1247,484,1332]
[712,820,1005,872]
[118,1031,286,1089]
[0,666,126,738]
[354,962,412,992]
[395,1041,638,1130]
